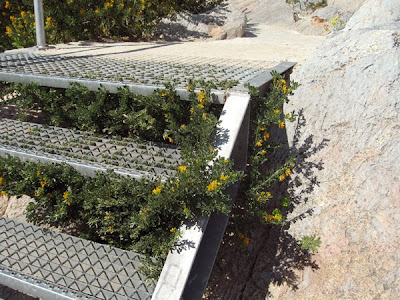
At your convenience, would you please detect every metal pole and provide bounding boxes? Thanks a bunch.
[33,0,47,49]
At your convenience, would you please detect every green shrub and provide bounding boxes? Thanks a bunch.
[0,0,224,51]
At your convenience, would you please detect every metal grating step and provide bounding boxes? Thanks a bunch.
[0,217,155,300]
[0,51,281,103]
[0,118,181,178]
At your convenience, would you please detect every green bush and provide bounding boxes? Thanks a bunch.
[0,0,223,50]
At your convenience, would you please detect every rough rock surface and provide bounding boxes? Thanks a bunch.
[273,0,400,298]
[3,195,33,222]
[155,2,246,41]
[291,0,366,35]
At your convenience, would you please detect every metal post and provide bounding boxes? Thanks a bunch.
[33,0,47,49]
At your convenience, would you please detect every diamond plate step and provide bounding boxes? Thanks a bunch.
[0,118,181,178]
[0,51,292,103]
[0,217,155,300]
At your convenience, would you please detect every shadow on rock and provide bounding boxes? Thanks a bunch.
[204,110,327,300]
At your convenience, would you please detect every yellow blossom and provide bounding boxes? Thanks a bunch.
[220,174,229,181]
[170,227,176,233]
[202,113,208,120]
[198,104,204,109]
[274,109,280,114]
[168,137,174,143]
[279,174,285,182]
[190,107,195,114]
[1,191,6,197]
[208,146,214,152]
[40,180,47,188]
[120,3,124,7]
[278,121,285,129]
[243,237,250,246]
[260,127,265,131]
[255,140,263,147]
[223,159,228,164]
[0,177,3,185]
[281,79,286,85]
[260,149,267,155]
[152,184,164,195]
[285,169,291,176]
[20,11,25,18]
[63,191,70,199]
[5,1,10,9]
[285,113,291,118]
[10,15,15,24]
[263,132,270,141]
[207,180,220,192]
[178,165,187,172]
[180,124,186,129]
[66,199,72,206]
[282,85,287,93]
[36,170,41,177]
[197,91,206,103]
[46,17,52,27]
[266,192,272,198]
[95,9,100,14]
[161,92,166,97]
[5,26,12,36]
[183,205,188,212]
[108,226,113,232]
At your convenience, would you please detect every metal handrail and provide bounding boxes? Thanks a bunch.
[33,0,47,48]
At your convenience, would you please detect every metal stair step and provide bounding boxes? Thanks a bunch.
[0,217,155,300]
[0,118,181,179]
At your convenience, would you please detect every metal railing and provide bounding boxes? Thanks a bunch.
[33,0,47,48]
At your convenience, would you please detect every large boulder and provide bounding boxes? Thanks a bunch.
[273,0,400,298]
[155,2,246,41]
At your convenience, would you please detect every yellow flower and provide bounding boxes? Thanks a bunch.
[180,124,186,129]
[278,121,285,129]
[263,213,275,222]
[161,92,166,97]
[208,146,214,152]
[274,109,280,114]
[282,85,287,93]
[223,159,228,164]
[152,184,164,195]
[108,226,113,232]
[183,205,188,212]
[237,232,244,239]
[36,170,41,177]
[285,169,291,176]
[102,27,107,34]
[260,127,265,131]
[260,149,267,155]
[197,91,206,103]
[63,191,70,199]
[168,137,174,143]
[279,174,285,182]
[5,26,12,35]
[255,140,263,147]
[190,107,195,114]
[198,104,204,109]
[178,165,187,172]
[5,1,10,9]
[202,113,208,120]
[66,199,72,206]
[40,180,47,188]
[20,11,25,18]
[266,192,272,198]
[207,180,220,192]
[220,174,229,181]
[10,15,15,24]
[79,9,85,14]
[170,227,176,233]
[263,132,270,141]
[186,85,192,91]
[0,177,3,185]
[1,191,6,197]
[281,79,286,85]
[243,237,250,246]
[46,17,52,27]
[120,3,124,7]
[95,9,100,14]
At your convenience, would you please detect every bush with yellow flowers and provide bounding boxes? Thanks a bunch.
[239,71,299,225]
[0,80,241,279]
[0,0,223,51]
